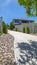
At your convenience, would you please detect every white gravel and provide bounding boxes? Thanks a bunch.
[8,30,37,65]
[0,34,15,65]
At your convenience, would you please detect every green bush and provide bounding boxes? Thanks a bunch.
[23,27,25,33]
[7,24,10,29]
[27,27,30,34]
[2,22,7,34]
[10,22,15,30]
[15,28,18,31]
[0,32,3,36]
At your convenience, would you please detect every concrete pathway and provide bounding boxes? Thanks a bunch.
[8,30,37,65]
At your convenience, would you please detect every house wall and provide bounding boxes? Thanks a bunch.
[33,23,37,33]
[15,24,22,32]
[15,23,37,33]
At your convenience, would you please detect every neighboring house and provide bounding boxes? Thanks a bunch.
[0,17,2,32]
[13,19,37,33]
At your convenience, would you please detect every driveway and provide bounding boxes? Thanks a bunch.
[8,30,37,65]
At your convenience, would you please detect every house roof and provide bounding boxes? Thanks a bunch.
[13,19,34,23]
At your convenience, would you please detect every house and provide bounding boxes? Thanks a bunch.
[0,17,2,32]
[13,19,37,33]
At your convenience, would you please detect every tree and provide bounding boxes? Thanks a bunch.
[18,0,37,16]
[2,22,7,34]
[10,22,15,30]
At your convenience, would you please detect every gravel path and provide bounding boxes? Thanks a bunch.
[0,34,16,65]
[8,30,37,65]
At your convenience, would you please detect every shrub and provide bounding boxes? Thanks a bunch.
[7,24,10,29]
[23,27,25,33]
[10,22,15,30]
[2,22,7,34]
[0,32,3,36]
[15,28,18,31]
[27,27,30,34]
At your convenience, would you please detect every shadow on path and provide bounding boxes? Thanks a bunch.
[17,41,37,65]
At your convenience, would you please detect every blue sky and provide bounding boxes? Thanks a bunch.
[0,0,37,24]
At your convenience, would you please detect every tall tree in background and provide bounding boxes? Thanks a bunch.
[18,0,37,16]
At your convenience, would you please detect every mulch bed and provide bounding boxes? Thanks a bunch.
[0,34,16,65]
